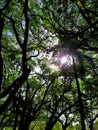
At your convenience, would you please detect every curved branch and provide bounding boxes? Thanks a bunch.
[0,68,30,115]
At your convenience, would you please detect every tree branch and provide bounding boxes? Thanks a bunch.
[0,68,30,115]
[22,0,29,70]
[10,18,23,49]
[0,0,11,12]
[0,17,4,92]
[79,8,98,32]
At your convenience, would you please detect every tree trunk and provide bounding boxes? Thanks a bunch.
[45,118,57,130]
[73,57,86,130]
[18,115,31,130]
[89,121,93,130]
[0,17,4,92]
[45,122,55,130]
[62,125,67,130]
[13,114,18,130]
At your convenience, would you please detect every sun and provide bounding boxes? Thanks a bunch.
[61,56,68,65]
[60,55,73,66]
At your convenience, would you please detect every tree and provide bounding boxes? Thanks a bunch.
[39,0,98,129]
[0,0,98,130]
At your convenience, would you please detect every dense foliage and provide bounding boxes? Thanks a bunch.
[0,0,98,130]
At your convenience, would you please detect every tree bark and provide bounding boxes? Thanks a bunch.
[0,17,4,92]
[89,121,93,130]
[45,121,56,130]
[73,57,86,130]
[13,114,18,130]
[18,114,31,130]
[62,125,67,130]
[0,68,30,115]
